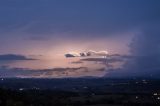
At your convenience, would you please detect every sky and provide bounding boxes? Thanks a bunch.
[0,0,160,78]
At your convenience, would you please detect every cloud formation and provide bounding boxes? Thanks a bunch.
[106,25,160,78]
[0,0,159,37]
[65,52,80,57]
[86,50,109,56]
[0,54,35,61]
[65,50,109,58]
[0,0,160,78]
[125,26,160,77]
[0,66,88,78]
[81,57,123,63]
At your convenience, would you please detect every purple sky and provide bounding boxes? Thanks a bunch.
[0,0,160,78]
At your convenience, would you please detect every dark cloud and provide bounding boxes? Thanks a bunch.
[65,54,77,58]
[0,66,88,78]
[106,24,160,78]
[71,61,83,64]
[80,54,134,69]
[0,0,160,38]
[125,26,160,77]
[65,52,80,58]
[96,68,106,72]
[0,54,35,61]
[81,55,126,63]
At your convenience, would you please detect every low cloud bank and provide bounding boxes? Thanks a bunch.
[0,54,36,61]
[0,66,88,78]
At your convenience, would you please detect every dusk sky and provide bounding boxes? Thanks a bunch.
[0,0,160,78]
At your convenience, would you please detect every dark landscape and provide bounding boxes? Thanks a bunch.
[0,78,160,106]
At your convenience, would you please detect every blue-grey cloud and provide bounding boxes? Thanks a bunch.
[125,26,160,77]
[0,0,160,39]
[80,54,132,63]
[0,66,88,78]
[81,58,123,63]
[65,54,78,58]
[107,24,160,78]
[0,54,35,61]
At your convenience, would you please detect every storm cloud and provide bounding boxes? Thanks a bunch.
[125,26,160,77]
[0,0,160,78]
[0,0,160,38]
[107,25,160,78]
